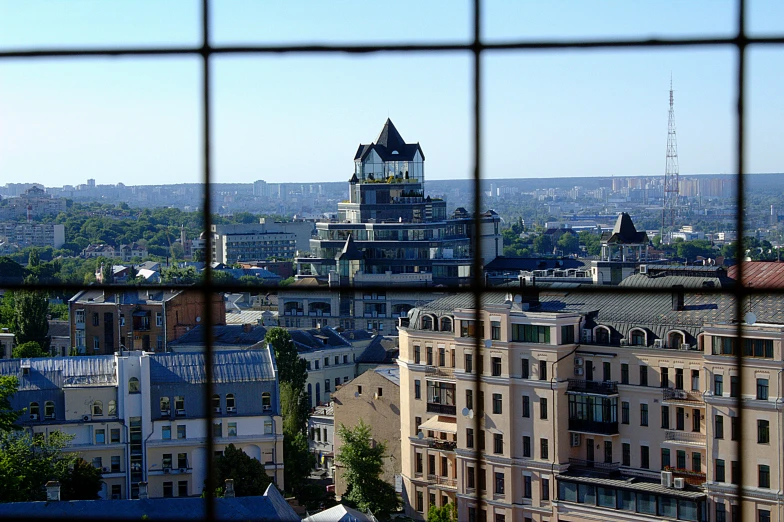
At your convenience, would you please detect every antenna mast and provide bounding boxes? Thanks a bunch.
[662,76,680,243]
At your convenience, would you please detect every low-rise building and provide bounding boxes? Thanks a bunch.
[1,347,284,500]
[332,365,401,499]
[308,403,335,478]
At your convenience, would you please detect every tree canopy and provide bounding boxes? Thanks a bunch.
[427,502,457,522]
[336,420,399,519]
[213,443,271,497]
[264,328,307,393]
[0,376,21,432]
[12,289,50,351]
[12,341,47,359]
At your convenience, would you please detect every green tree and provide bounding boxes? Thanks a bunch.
[336,420,400,519]
[12,341,47,359]
[12,290,50,351]
[61,457,103,500]
[532,234,552,255]
[283,430,315,497]
[264,328,307,393]
[0,258,25,284]
[0,376,21,432]
[557,231,580,255]
[212,443,271,497]
[27,249,40,268]
[428,502,457,522]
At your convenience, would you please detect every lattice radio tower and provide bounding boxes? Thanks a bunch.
[662,76,679,241]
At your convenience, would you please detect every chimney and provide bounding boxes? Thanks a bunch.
[45,481,61,502]
[671,285,685,311]
[138,481,149,500]
[224,479,235,498]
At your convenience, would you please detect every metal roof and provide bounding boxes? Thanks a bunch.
[373,365,400,386]
[149,349,276,384]
[728,261,784,288]
[558,472,706,500]
[0,356,117,390]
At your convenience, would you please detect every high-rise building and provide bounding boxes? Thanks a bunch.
[398,265,783,522]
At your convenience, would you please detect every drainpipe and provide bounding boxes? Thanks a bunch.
[550,341,581,498]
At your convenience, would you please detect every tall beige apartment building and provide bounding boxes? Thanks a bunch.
[399,265,784,522]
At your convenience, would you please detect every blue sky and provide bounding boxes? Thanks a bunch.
[0,1,782,187]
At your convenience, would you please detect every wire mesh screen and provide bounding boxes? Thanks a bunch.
[1,0,784,521]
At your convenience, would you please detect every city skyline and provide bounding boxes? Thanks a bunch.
[1,2,783,186]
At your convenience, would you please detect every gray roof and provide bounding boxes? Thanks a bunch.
[70,289,182,305]
[0,484,299,520]
[620,266,733,289]
[0,356,117,390]
[558,472,705,500]
[356,336,398,364]
[290,327,351,353]
[304,503,377,522]
[354,119,424,163]
[149,349,276,384]
[601,212,648,244]
[373,365,400,386]
[168,324,269,348]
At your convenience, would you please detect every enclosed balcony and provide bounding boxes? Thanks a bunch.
[426,381,456,415]
[567,379,619,396]
[568,394,619,435]
[662,389,705,407]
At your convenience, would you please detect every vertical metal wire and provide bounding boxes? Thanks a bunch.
[200,0,216,517]
[733,0,747,519]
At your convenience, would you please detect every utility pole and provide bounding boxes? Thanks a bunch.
[662,75,680,244]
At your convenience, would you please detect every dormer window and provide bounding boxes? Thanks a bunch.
[92,401,103,416]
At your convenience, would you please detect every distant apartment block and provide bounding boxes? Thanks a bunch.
[210,224,299,264]
[398,266,784,522]
[0,185,66,220]
[68,289,225,354]
[82,243,149,261]
[0,222,65,249]
[1,348,284,500]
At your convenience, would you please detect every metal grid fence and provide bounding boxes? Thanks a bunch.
[2,0,784,520]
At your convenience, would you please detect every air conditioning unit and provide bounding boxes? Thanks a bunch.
[570,433,581,447]
[620,338,629,346]
[226,406,236,413]
[179,468,187,473]
[581,329,592,343]
[680,344,691,351]
[653,339,664,349]
[102,467,109,473]
[574,367,584,376]
[262,405,271,411]
[214,407,221,413]
[574,357,584,366]
[161,409,170,416]
[640,265,648,274]
[673,478,685,490]
[29,413,39,420]
[82,414,91,422]
[163,467,171,474]
[661,471,673,488]
[175,409,185,416]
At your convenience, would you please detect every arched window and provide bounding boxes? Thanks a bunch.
[29,402,40,420]
[421,315,433,330]
[630,328,647,346]
[262,392,271,411]
[128,377,140,394]
[667,331,686,350]
[594,326,611,345]
[440,317,453,333]
[108,400,117,416]
[212,394,221,413]
[226,394,235,411]
[44,401,55,419]
[160,397,170,414]
[92,400,103,416]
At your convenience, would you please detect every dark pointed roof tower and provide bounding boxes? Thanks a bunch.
[335,234,365,261]
[602,213,648,244]
[353,119,424,162]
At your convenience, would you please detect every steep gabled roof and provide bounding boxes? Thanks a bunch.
[353,119,425,163]
[336,234,364,261]
[602,212,648,244]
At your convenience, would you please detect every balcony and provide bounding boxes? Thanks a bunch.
[568,418,619,435]
[567,379,619,396]
[662,389,705,405]
[428,439,457,452]
[427,475,457,489]
[568,458,621,475]
[427,403,457,415]
[426,366,455,379]
[664,467,707,486]
[664,430,706,445]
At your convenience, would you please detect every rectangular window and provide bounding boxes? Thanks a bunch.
[414,346,420,364]
[759,465,771,489]
[759,510,771,522]
[621,401,629,424]
[467,466,475,489]
[522,395,530,418]
[414,380,421,399]
[757,378,769,400]
[730,376,739,397]
[621,363,629,384]
[640,365,648,386]
[92,456,102,469]
[692,452,701,472]
[228,422,237,437]
[156,312,163,327]
[438,348,445,366]
[603,361,611,381]
[539,360,547,381]
[677,450,686,469]
[324,379,331,393]
[491,357,502,376]
[465,389,473,410]
[511,324,551,343]
[493,433,503,454]
[334,355,340,366]
[314,360,319,370]
[92,312,99,326]
[691,369,700,391]
[561,324,575,344]
[177,425,186,439]
[716,504,726,522]
[731,461,739,484]
[715,375,724,395]
[715,459,726,482]
[491,321,501,340]
[95,429,105,444]
[494,471,505,495]
[178,453,187,469]
[675,368,684,390]
[622,443,630,466]
[426,347,433,365]
[640,404,648,426]
[660,367,669,388]
[692,409,701,432]
[661,448,671,469]
[731,417,739,440]
[465,353,473,373]
[661,406,670,429]
[640,445,649,469]
[111,455,121,472]
[521,358,529,378]
[540,438,549,460]
[162,426,171,440]
[523,475,532,499]
[466,428,474,449]
[162,453,173,469]
[163,482,173,498]
[93,336,100,350]
[542,478,550,500]
[540,397,548,420]
[758,419,770,443]
[479,468,486,491]
[416,491,423,512]
[492,393,502,414]
[178,481,187,497]
[522,436,531,457]
[715,415,724,438]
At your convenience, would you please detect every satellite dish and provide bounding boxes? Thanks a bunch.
[417,431,424,440]
[513,295,522,304]
[484,340,492,348]
[461,407,469,417]
[745,312,757,325]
